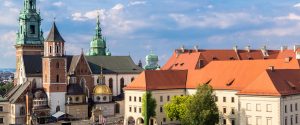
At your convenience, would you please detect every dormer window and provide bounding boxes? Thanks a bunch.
[212,57,218,60]
[229,57,235,60]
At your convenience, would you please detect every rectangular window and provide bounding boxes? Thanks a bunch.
[139,107,141,113]
[139,97,141,102]
[267,104,272,112]
[231,119,235,125]
[231,97,235,103]
[134,96,136,102]
[129,96,131,101]
[163,118,166,122]
[160,106,163,113]
[223,107,226,114]
[223,119,226,124]
[291,104,293,112]
[134,107,136,113]
[285,105,287,113]
[0,106,3,112]
[129,107,132,112]
[215,96,218,102]
[296,114,298,124]
[30,25,35,34]
[167,96,170,101]
[296,103,298,111]
[291,115,293,125]
[246,103,251,111]
[0,118,3,124]
[246,116,251,125]
[256,117,262,125]
[267,117,272,125]
[223,97,226,102]
[256,104,261,111]
[231,108,235,115]
[50,46,52,54]
[160,96,163,102]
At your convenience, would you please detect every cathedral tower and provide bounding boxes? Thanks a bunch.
[15,0,44,84]
[42,22,67,114]
[88,15,110,56]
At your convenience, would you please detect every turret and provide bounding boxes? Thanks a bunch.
[144,51,160,70]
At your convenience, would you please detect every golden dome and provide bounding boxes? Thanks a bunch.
[93,85,112,95]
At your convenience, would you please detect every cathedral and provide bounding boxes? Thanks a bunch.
[0,0,145,124]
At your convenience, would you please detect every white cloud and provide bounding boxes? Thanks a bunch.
[0,31,16,57]
[276,13,300,21]
[128,1,147,6]
[294,3,300,8]
[53,1,64,7]
[170,12,261,29]
[71,3,148,35]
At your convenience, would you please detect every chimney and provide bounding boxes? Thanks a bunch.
[268,66,275,72]
[294,45,300,52]
[281,46,288,52]
[245,45,251,52]
[180,45,185,53]
[261,45,269,57]
[194,45,199,52]
[233,45,238,52]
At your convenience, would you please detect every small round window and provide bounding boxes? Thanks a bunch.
[75,97,79,101]
[97,96,101,101]
[103,96,107,101]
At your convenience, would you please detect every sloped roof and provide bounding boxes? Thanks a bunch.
[85,56,143,74]
[8,81,31,103]
[23,55,43,76]
[238,69,300,96]
[125,70,187,90]
[186,59,300,90]
[162,49,293,70]
[45,22,65,42]
[67,84,84,95]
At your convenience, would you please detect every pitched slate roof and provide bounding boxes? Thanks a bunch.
[45,22,65,42]
[67,84,84,95]
[85,56,143,74]
[23,55,43,76]
[8,81,31,103]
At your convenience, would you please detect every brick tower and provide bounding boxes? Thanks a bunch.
[42,22,67,114]
[15,0,44,84]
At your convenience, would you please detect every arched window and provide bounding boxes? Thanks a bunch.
[56,62,59,68]
[56,75,59,83]
[131,77,135,82]
[97,78,100,84]
[120,78,125,94]
[20,106,25,115]
[109,78,113,93]
[56,106,60,112]
[56,45,59,54]
[29,1,33,9]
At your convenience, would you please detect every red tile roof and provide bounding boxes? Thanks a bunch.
[186,59,300,91]
[162,49,296,70]
[238,69,300,96]
[124,70,187,91]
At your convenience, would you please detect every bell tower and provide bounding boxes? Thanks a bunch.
[42,22,67,114]
[15,0,44,84]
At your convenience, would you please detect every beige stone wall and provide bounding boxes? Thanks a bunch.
[66,104,88,119]
[94,103,115,117]
[0,102,10,125]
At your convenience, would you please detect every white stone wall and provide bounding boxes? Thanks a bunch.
[124,89,184,125]
[281,94,300,125]
[239,95,281,125]
[47,92,66,114]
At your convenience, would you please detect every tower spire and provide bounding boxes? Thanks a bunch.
[95,13,102,38]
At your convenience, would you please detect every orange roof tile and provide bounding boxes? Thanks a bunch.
[238,69,300,96]
[162,49,292,70]
[186,59,300,91]
[124,70,187,91]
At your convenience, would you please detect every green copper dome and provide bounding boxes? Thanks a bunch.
[144,51,160,70]
[88,14,107,56]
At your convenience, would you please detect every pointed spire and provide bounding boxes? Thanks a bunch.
[45,21,65,42]
[95,13,102,38]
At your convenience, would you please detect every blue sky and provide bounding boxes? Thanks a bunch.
[1,0,300,68]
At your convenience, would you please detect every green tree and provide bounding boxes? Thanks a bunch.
[0,82,13,96]
[142,91,157,125]
[164,84,219,125]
